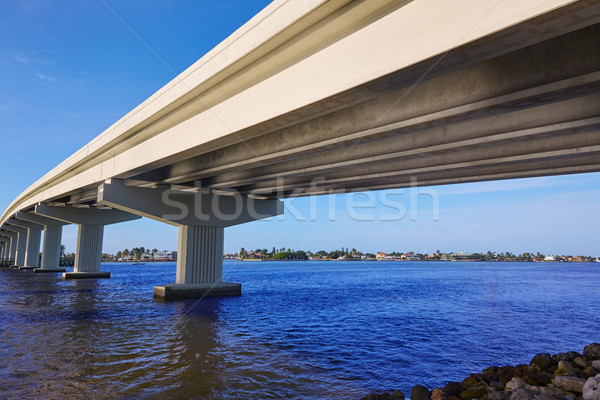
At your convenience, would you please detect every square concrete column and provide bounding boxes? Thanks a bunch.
[1,232,18,260]
[154,225,240,300]
[9,235,17,260]
[15,211,68,273]
[8,218,43,270]
[40,225,64,271]
[23,227,42,269]
[73,224,104,274]
[34,203,140,279]
[4,225,27,267]
[97,180,283,300]
[176,225,224,284]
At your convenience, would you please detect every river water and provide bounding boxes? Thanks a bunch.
[0,261,598,399]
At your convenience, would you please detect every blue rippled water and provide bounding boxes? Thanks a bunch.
[0,261,598,399]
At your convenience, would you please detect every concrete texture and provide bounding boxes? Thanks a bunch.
[62,271,111,280]
[154,282,242,301]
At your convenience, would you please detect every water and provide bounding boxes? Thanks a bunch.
[0,261,598,399]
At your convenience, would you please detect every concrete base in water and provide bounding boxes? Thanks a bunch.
[10,265,21,269]
[19,266,38,270]
[34,268,67,273]
[154,282,242,301]
[62,271,111,279]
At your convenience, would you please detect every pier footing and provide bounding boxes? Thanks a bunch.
[62,271,110,279]
[154,282,241,301]
[18,266,38,270]
[34,268,66,273]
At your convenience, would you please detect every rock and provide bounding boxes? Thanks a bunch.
[520,366,553,386]
[593,361,600,370]
[535,395,569,400]
[506,377,529,392]
[431,388,445,400]
[462,374,484,388]
[583,367,600,379]
[497,367,517,384]
[444,382,464,398]
[362,391,405,400]
[510,388,539,400]
[531,354,554,371]
[411,385,432,400]
[489,392,512,400]
[491,382,506,391]
[558,352,582,362]
[556,361,574,374]
[584,344,600,361]
[529,386,574,398]
[583,375,600,400]
[552,376,586,393]
[575,357,593,369]
[460,386,489,400]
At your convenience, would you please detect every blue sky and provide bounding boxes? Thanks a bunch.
[1,1,599,256]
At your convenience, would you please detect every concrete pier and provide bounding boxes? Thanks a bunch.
[97,180,282,300]
[34,203,140,279]
[16,211,68,271]
[154,282,242,301]
[3,224,27,268]
[9,218,43,269]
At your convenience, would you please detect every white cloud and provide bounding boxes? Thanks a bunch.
[36,73,58,82]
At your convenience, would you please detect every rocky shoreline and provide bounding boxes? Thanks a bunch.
[362,343,600,400]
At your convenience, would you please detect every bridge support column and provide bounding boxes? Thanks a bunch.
[22,228,41,270]
[0,234,15,267]
[15,212,67,273]
[62,224,109,279]
[153,225,240,300]
[1,231,18,262]
[4,225,28,267]
[97,179,283,300]
[34,203,141,279]
[8,218,44,270]
[36,225,65,273]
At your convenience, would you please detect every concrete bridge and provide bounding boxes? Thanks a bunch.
[2,0,600,299]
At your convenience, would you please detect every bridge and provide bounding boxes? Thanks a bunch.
[1,0,600,299]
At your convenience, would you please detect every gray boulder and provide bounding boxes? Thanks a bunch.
[506,377,529,391]
[552,376,586,393]
[531,354,553,371]
[593,361,600,370]
[583,375,600,400]
[510,388,539,400]
[489,391,513,400]
[584,344,600,361]
[555,361,573,374]
[575,357,593,369]
[411,385,431,400]
[558,352,581,362]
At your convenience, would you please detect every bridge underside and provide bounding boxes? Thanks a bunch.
[3,1,600,300]
[53,22,600,205]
